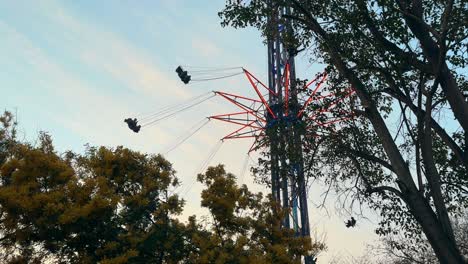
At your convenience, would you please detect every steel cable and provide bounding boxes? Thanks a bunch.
[162,118,210,155]
[179,140,224,198]
[191,72,244,82]
[141,93,215,127]
[136,91,213,122]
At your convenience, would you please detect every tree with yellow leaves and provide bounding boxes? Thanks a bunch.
[0,111,185,263]
[0,111,324,263]
[188,165,325,264]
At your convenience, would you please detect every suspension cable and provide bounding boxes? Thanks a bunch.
[191,72,245,82]
[141,93,215,127]
[162,118,211,155]
[137,91,213,122]
[181,66,243,70]
[239,154,250,184]
[176,65,244,84]
[180,140,224,198]
[197,140,224,174]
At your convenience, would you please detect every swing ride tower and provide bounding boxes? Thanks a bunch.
[265,3,314,264]
[127,3,357,263]
[180,4,321,262]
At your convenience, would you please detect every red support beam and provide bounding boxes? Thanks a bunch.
[248,136,260,153]
[215,91,263,103]
[297,73,328,117]
[307,89,355,119]
[243,69,277,96]
[284,63,290,116]
[216,92,267,122]
[210,116,263,129]
[305,72,324,89]
[323,89,355,110]
[248,136,268,153]
[311,87,354,101]
[224,128,265,140]
[210,111,256,118]
[222,120,259,140]
[244,70,277,119]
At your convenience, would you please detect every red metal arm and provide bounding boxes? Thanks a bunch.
[297,73,328,117]
[210,111,256,118]
[284,63,290,116]
[248,135,268,153]
[248,136,260,153]
[210,116,264,129]
[244,70,277,119]
[305,73,322,88]
[310,89,355,118]
[243,69,277,96]
[222,120,258,140]
[215,92,266,122]
[215,91,263,103]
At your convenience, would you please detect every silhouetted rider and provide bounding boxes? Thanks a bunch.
[124,118,141,133]
[345,217,356,228]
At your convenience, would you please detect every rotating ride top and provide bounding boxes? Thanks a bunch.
[123,62,355,264]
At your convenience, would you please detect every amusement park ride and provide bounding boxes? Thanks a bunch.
[125,3,356,264]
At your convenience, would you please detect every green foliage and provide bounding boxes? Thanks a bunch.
[0,111,185,263]
[363,210,468,263]
[0,112,323,263]
[220,0,467,262]
[190,165,325,263]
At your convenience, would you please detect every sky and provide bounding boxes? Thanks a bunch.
[0,0,381,262]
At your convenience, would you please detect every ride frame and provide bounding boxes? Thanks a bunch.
[210,4,317,263]
[265,3,314,264]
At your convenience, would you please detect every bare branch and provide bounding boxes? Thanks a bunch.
[346,147,396,174]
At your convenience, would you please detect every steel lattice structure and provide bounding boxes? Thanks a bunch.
[208,4,356,264]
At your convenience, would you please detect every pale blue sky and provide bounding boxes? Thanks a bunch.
[1,1,378,262]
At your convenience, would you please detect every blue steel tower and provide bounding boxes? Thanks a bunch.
[266,3,313,264]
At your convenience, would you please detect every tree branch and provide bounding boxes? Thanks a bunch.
[368,185,405,199]
[421,79,457,244]
[396,0,468,132]
[345,147,396,174]
[381,76,467,166]
[355,0,433,73]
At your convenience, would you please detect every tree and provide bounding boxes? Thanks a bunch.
[388,210,468,263]
[361,209,468,263]
[0,111,186,263]
[187,165,325,263]
[0,111,324,263]
[219,1,467,263]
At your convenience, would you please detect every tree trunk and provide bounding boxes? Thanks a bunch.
[405,191,466,264]
[398,0,468,132]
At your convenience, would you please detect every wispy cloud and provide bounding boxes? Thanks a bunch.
[191,37,221,58]
[49,3,191,100]
[0,19,173,152]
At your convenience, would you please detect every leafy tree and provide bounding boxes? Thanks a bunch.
[0,112,324,263]
[359,209,468,264]
[187,165,325,263]
[220,1,467,263]
[389,211,468,263]
[0,111,186,263]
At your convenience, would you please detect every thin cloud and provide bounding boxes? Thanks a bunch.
[49,0,191,100]
[191,37,222,58]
